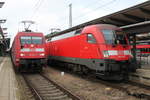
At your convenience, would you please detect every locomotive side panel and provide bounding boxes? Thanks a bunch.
[47,24,136,80]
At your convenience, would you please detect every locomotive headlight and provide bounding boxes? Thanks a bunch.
[124,50,132,56]
[20,53,25,56]
[103,50,109,58]
[36,48,44,52]
[40,53,45,56]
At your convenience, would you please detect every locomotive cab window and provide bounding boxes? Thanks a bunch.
[20,36,43,45]
[32,37,42,44]
[20,36,31,45]
[102,29,127,45]
[87,34,96,43]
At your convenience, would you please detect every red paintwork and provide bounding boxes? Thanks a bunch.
[136,44,150,54]
[47,24,132,61]
[11,32,46,67]
[136,44,150,49]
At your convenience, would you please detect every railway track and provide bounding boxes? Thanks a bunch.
[57,67,150,99]
[91,76,150,100]
[22,73,82,100]
[126,81,150,98]
[48,66,150,100]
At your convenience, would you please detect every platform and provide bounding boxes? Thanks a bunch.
[0,57,20,100]
[0,57,3,64]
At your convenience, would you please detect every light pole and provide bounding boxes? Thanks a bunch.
[69,3,72,28]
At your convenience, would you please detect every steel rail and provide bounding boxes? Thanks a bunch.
[41,73,82,100]
[90,77,150,100]
[22,74,43,100]
[23,73,83,100]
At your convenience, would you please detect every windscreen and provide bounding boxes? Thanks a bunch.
[102,29,127,45]
[20,36,43,45]
[32,37,42,44]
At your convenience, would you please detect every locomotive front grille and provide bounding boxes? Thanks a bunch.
[20,59,46,65]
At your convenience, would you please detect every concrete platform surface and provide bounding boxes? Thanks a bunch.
[0,57,19,100]
[0,57,3,64]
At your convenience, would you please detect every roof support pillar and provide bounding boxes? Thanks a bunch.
[132,34,137,63]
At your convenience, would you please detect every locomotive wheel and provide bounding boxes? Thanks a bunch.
[38,67,43,72]
[129,63,137,72]
[47,59,52,65]
[81,66,89,75]
[14,67,20,73]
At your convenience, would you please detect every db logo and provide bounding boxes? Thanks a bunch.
[30,48,35,51]
[118,50,124,55]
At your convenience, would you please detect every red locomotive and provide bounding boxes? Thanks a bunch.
[11,21,47,72]
[11,31,46,72]
[11,22,47,72]
[47,24,136,80]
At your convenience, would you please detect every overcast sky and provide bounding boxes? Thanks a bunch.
[0,0,148,41]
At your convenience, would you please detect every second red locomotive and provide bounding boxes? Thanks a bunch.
[46,24,136,80]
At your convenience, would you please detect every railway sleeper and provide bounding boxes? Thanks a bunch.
[128,92,150,99]
[41,92,64,97]
[36,85,55,88]
[38,89,60,94]
[42,95,69,100]
[36,82,53,85]
[36,87,57,91]
[37,83,54,86]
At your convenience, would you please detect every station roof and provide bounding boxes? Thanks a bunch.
[0,26,4,39]
[0,2,4,8]
[46,1,150,38]
[77,1,150,27]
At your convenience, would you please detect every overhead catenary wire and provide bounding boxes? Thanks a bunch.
[24,0,45,31]
[57,0,117,28]
[33,0,42,10]
[30,0,45,20]
[73,0,117,21]
[53,0,106,26]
